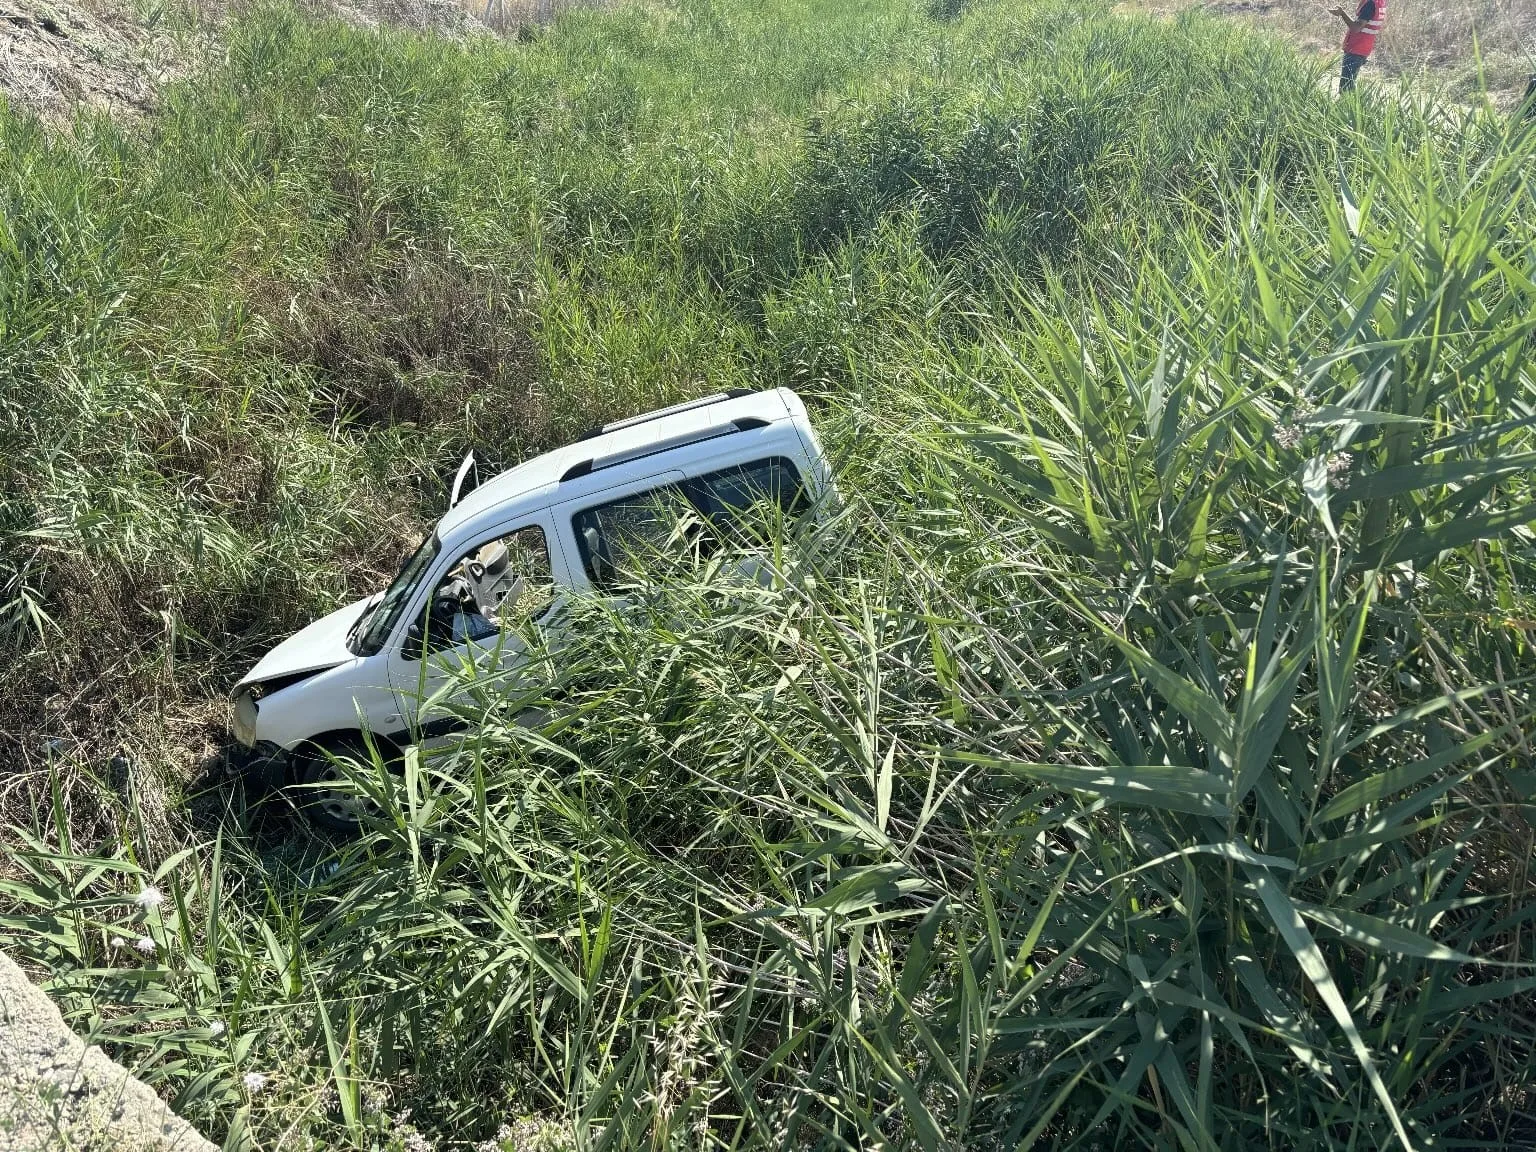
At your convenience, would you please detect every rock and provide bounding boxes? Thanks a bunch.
[0,950,217,1152]
[109,753,132,793]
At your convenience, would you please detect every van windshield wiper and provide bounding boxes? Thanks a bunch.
[346,598,380,653]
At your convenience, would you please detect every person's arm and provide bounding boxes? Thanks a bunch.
[1329,2,1372,32]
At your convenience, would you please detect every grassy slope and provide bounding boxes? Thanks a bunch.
[0,0,928,804]
[0,0,1326,826]
[3,0,1536,1149]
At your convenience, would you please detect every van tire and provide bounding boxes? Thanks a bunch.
[291,734,390,833]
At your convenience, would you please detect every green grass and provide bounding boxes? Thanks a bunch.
[3,0,1536,1148]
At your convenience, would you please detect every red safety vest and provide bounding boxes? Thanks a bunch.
[1343,0,1386,56]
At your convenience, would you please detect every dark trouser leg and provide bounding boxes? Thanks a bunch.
[1340,53,1366,93]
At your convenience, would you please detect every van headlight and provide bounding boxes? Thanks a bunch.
[232,690,259,748]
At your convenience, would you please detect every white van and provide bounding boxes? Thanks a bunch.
[230,387,833,826]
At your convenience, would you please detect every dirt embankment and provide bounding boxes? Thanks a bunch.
[1117,0,1535,107]
[0,0,157,120]
[0,0,491,123]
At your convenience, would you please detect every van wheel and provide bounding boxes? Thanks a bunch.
[293,736,388,833]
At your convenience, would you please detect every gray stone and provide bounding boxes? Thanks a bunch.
[0,950,216,1152]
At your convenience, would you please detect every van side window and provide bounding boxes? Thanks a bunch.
[572,483,700,591]
[684,457,807,527]
[572,458,806,591]
[422,525,554,653]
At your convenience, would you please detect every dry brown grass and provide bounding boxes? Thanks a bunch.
[454,0,611,34]
[0,0,156,121]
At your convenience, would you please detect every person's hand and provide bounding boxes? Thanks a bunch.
[1329,5,1347,16]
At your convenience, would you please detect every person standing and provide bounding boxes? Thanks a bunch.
[1331,0,1386,93]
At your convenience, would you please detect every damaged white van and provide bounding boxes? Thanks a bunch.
[230,387,833,827]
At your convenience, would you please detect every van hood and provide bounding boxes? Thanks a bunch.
[235,596,377,693]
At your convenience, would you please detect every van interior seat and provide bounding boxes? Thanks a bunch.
[468,540,513,614]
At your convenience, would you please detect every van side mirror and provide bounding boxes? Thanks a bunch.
[403,623,423,661]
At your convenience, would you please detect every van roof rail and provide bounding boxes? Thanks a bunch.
[560,416,769,483]
[574,388,757,443]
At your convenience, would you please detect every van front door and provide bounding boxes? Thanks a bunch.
[385,517,560,745]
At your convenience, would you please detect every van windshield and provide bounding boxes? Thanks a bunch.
[350,533,442,656]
